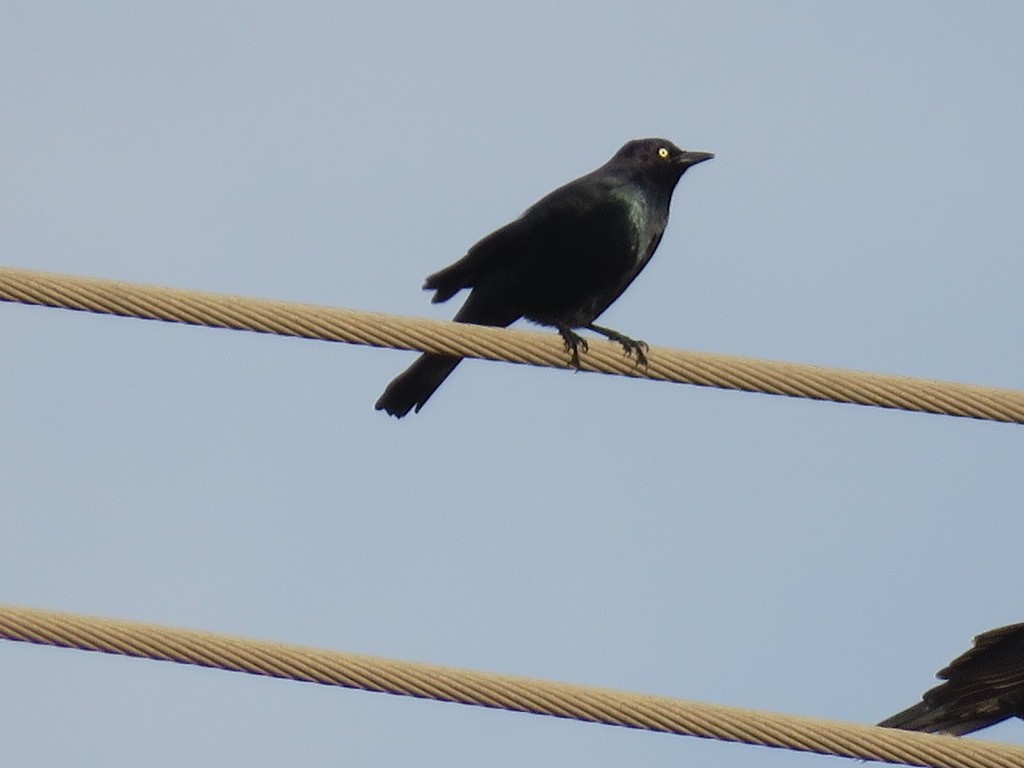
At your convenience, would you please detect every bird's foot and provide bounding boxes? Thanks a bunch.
[618,337,649,367]
[587,324,649,367]
[558,327,589,369]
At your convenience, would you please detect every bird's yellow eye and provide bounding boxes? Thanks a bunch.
[657,147,670,159]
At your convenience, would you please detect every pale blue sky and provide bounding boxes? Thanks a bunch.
[2,3,1023,766]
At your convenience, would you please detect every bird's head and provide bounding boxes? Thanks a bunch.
[612,138,714,183]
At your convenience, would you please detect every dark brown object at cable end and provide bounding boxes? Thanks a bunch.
[878,622,1024,736]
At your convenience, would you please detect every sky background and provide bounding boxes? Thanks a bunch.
[2,3,1023,766]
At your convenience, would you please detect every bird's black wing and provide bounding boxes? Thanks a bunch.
[937,623,1024,682]
[422,172,618,304]
[879,623,1024,735]
[926,623,1024,714]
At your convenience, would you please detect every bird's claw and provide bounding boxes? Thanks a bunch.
[618,337,649,368]
[558,328,589,369]
[587,324,649,368]
[558,326,648,368]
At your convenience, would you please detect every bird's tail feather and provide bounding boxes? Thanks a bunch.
[374,291,519,417]
[877,701,994,736]
[878,701,946,732]
[374,353,461,418]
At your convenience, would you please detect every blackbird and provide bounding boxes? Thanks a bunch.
[375,138,713,417]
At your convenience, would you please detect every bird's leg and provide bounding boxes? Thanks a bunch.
[586,324,649,367]
[557,326,589,369]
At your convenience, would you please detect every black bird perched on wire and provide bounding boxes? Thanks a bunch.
[374,137,714,417]
[878,622,1024,736]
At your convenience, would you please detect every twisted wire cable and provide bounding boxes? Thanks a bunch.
[2,605,1022,768]
[2,266,1021,422]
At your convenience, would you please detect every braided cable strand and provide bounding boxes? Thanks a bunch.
[2,605,1023,768]
[2,265,1024,423]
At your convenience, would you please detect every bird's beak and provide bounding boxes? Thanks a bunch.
[677,150,714,167]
